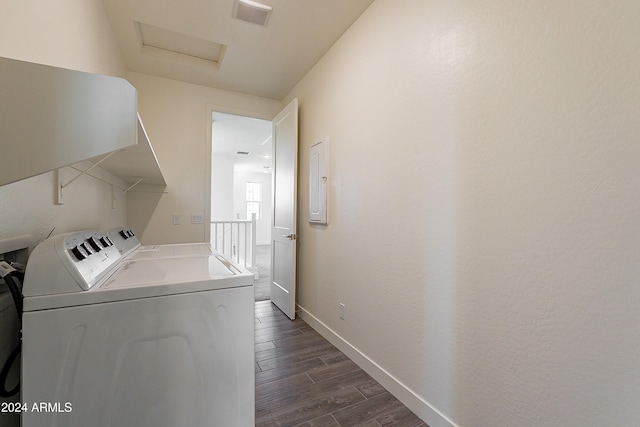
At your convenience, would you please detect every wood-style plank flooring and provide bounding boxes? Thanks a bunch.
[255,300,428,427]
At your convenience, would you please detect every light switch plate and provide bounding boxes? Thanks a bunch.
[191,213,204,224]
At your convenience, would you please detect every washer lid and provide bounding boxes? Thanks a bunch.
[102,254,237,289]
[23,254,253,311]
[130,242,215,260]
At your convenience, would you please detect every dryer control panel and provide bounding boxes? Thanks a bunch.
[23,231,123,297]
[107,227,141,256]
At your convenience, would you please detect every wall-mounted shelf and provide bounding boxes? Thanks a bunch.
[0,57,167,207]
[56,114,167,206]
[94,114,166,188]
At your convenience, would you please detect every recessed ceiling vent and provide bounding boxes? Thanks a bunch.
[233,0,272,26]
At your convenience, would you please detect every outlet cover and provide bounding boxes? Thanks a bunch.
[339,303,345,320]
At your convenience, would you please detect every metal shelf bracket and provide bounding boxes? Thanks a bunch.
[55,152,116,205]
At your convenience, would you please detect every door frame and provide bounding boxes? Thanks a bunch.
[204,104,279,244]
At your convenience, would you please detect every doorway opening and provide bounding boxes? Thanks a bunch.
[210,111,272,301]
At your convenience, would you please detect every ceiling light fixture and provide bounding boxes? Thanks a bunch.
[232,0,272,26]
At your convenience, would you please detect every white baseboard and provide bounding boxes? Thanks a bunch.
[297,304,458,427]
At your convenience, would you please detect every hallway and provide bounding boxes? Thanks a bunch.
[254,244,271,301]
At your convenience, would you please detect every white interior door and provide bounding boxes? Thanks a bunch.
[270,98,298,319]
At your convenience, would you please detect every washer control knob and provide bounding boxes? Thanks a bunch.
[71,245,86,261]
[87,236,102,252]
[80,243,93,255]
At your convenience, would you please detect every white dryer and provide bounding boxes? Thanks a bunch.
[21,230,254,427]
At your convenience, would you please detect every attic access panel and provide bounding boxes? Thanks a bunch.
[136,22,227,69]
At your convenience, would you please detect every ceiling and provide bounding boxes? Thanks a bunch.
[101,0,375,100]
[211,111,272,174]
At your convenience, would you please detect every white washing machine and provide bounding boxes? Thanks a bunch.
[107,227,215,260]
[21,230,255,427]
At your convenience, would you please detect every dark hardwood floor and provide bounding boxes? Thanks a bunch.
[255,300,428,427]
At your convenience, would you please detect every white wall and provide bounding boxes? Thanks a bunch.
[0,0,126,77]
[0,2,128,426]
[287,1,640,426]
[126,72,282,245]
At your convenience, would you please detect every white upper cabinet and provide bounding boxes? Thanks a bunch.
[0,57,163,189]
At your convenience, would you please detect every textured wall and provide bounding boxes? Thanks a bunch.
[286,0,640,425]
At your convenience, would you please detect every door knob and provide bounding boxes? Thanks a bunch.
[284,233,297,240]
